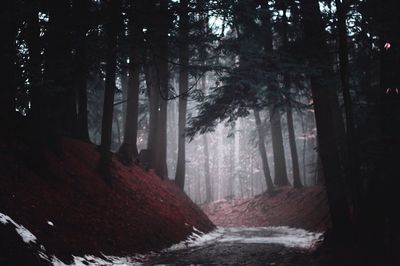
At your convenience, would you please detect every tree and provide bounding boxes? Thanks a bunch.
[269,107,289,186]
[99,0,121,179]
[44,0,77,137]
[279,1,301,188]
[300,0,352,239]
[145,0,169,179]
[260,1,289,186]
[254,109,274,192]
[118,0,143,163]
[175,0,190,190]
[286,99,302,188]
[203,134,212,202]
[73,0,91,142]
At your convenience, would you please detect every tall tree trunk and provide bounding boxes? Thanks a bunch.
[144,0,159,169]
[119,58,140,162]
[280,3,301,188]
[153,0,169,179]
[286,104,302,188]
[254,109,274,192]
[45,0,76,137]
[269,107,289,186]
[73,0,90,142]
[300,0,352,240]
[145,60,159,163]
[201,74,212,202]
[335,0,362,221]
[260,1,288,186]
[203,134,212,203]
[99,0,120,180]
[145,0,169,179]
[119,0,144,163]
[300,114,307,185]
[175,0,189,189]
[228,136,234,198]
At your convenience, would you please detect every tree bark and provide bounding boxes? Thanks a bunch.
[175,0,189,190]
[118,1,143,163]
[73,0,90,142]
[119,58,140,162]
[300,0,352,240]
[280,3,301,188]
[260,1,289,186]
[99,0,120,180]
[44,0,76,137]
[145,60,159,164]
[254,109,274,192]
[203,134,212,203]
[286,104,302,188]
[335,0,362,221]
[153,0,169,179]
[145,0,169,179]
[269,107,289,186]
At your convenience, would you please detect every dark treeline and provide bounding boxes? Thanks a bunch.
[1,0,400,264]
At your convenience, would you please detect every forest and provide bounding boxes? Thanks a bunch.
[0,0,399,265]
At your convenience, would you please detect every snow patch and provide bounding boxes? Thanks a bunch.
[50,254,145,266]
[0,212,37,244]
[166,226,322,251]
[1,211,147,266]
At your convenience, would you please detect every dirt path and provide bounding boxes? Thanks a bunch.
[144,227,322,265]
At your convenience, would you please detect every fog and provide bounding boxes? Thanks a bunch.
[87,73,319,205]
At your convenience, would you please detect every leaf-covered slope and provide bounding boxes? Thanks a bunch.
[0,138,215,262]
[202,186,329,232]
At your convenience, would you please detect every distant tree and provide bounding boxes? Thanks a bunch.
[269,107,289,186]
[253,109,274,192]
[261,1,289,186]
[278,1,302,188]
[203,134,212,202]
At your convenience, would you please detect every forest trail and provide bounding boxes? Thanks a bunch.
[143,226,321,265]
[141,187,328,265]
[1,210,322,265]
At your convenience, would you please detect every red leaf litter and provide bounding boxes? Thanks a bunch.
[202,186,330,232]
[0,138,215,263]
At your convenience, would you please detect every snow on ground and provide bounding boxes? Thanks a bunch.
[50,254,144,266]
[1,211,323,266]
[167,226,323,251]
[1,211,146,265]
[0,212,37,244]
